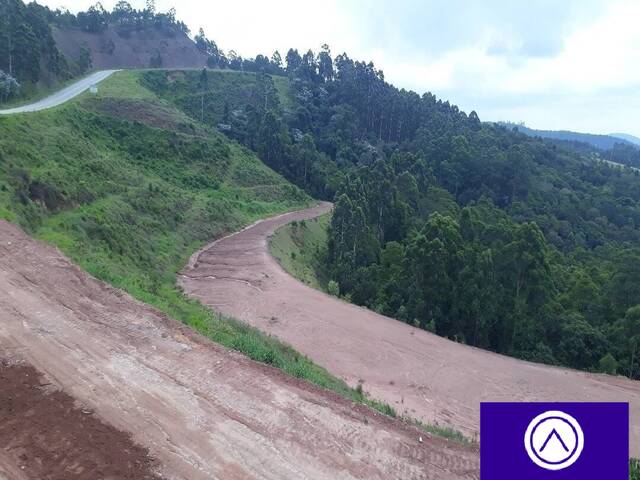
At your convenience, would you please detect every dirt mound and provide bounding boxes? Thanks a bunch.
[0,361,160,480]
[52,25,207,70]
[0,219,479,479]
[180,202,640,457]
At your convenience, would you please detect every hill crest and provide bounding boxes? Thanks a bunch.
[498,121,638,151]
[51,24,208,70]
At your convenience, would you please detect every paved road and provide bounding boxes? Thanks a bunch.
[180,202,640,457]
[0,70,118,115]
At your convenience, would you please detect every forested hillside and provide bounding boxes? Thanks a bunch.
[500,122,640,169]
[613,133,640,147]
[147,55,640,379]
[605,143,640,169]
[499,121,639,151]
[0,0,70,99]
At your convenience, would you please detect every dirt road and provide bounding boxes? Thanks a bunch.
[180,202,640,457]
[0,219,479,479]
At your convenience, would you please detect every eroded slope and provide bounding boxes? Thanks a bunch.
[0,220,479,479]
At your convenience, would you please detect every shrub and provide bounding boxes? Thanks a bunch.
[0,70,20,103]
[327,279,339,297]
[598,353,618,375]
[631,459,640,480]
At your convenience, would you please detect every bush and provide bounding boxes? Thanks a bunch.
[0,70,20,103]
[327,279,339,296]
[631,459,640,480]
[598,353,618,375]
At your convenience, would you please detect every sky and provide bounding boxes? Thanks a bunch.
[39,0,640,137]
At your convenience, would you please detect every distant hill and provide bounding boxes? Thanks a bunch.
[497,122,637,151]
[51,25,207,70]
[611,133,640,147]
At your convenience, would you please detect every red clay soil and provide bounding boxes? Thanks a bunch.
[0,219,479,480]
[0,361,160,480]
[180,201,640,457]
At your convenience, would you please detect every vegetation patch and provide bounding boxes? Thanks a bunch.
[85,97,206,136]
[269,214,330,290]
[631,458,640,479]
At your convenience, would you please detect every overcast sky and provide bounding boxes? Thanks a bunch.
[39,0,640,137]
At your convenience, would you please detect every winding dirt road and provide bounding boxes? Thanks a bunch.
[0,219,479,479]
[180,202,640,457]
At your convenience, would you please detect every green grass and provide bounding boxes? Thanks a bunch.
[90,70,157,101]
[140,69,264,128]
[272,75,295,111]
[404,416,476,445]
[269,214,331,290]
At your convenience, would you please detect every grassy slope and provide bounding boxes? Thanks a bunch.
[141,69,261,126]
[0,69,424,430]
[269,214,331,291]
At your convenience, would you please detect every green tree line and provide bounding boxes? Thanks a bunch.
[0,0,70,92]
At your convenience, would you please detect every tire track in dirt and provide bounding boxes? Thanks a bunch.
[0,219,478,479]
[180,201,640,457]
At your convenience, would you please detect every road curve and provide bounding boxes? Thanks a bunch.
[0,219,479,480]
[180,201,640,457]
[0,70,118,115]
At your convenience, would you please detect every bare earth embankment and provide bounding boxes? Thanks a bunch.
[0,219,478,480]
[180,202,640,457]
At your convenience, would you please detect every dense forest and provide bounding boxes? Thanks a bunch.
[51,0,190,35]
[145,44,640,380]
[499,121,638,151]
[606,143,640,169]
[0,0,70,97]
[500,122,640,169]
